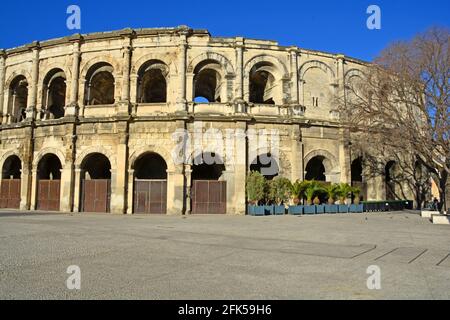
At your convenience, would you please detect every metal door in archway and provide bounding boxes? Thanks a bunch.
[192,180,226,214]
[37,180,61,211]
[82,179,111,213]
[134,179,167,214]
[0,180,21,209]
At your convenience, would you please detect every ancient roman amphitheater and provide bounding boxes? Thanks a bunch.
[0,26,385,215]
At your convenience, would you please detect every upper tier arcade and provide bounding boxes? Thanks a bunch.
[0,26,368,126]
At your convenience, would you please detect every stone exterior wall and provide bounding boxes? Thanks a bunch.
[0,26,387,215]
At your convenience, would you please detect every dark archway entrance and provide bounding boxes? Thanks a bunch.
[385,161,397,201]
[0,155,22,209]
[191,152,226,214]
[351,157,366,202]
[250,153,279,180]
[133,153,168,214]
[80,153,111,213]
[36,154,62,211]
[305,156,326,181]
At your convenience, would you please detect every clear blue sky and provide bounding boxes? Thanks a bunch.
[0,0,448,61]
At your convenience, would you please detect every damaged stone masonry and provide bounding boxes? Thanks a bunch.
[0,26,401,215]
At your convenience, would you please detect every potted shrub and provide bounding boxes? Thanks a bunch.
[269,177,291,215]
[246,171,266,216]
[350,186,364,213]
[324,183,339,214]
[337,183,352,213]
[288,180,308,215]
[304,181,324,215]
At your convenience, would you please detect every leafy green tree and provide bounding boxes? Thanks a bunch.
[269,177,292,205]
[246,171,266,205]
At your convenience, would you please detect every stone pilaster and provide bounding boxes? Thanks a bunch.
[176,29,188,112]
[30,168,38,210]
[126,169,134,214]
[234,38,246,113]
[60,133,76,212]
[66,36,81,117]
[26,42,40,121]
[167,166,185,215]
[0,50,5,124]
[234,121,247,215]
[290,124,303,182]
[289,47,299,104]
[117,31,133,116]
[184,164,192,215]
[72,167,82,212]
[111,126,129,214]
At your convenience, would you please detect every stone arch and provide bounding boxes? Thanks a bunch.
[80,55,120,80]
[188,52,235,76]
[129,145,175,172]
[75,146,116,169]
[5,70,32,89]
[344,68,365,83]
[0,150,24,174]
[39,63,72,84]
[298,60,335,82]
[32,148,66,169]
[132,54,177,77]
[244,54,289,79]
[304,149,338,173]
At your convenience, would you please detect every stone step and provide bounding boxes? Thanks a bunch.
[432,215,450,225]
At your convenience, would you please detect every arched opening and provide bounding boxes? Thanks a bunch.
[0,155,22,209]
[249,62,276,104]
[133,152,168,214]
[42,69,66,120]
[351,157,366,202]
[80,153,111,213]
[36,154,62,211]
[191,152,226,214]
[137,61,168,103]
[194,62,222,103]
[250,153,279,180]
[85,63,115,105]
[8,75,28,123]
[385,161,397,201]
[305,156,326,181]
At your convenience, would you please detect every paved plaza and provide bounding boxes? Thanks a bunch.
[0,210,449,299]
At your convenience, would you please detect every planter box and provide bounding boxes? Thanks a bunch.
[316,205,325,214]
[288,206,304,215]
[432,215,450,225]
[349,204,364,213]
[338,205,349,213]
[248,205,265,216]
[263,205,274,215]
[304,205,316,215]
[324,204,338,214]
[421,210,440,218]
[273,205,286,215]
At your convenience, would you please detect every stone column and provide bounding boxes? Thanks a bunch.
[117,33,132,116]
[339,128,351,184]
[234,38,246,113]
[167,166,185,215]
[176,30,188,112]
[30,168,38,210]
[126,169,134,214]
[290,124,302,182]
[25,43,40,121]
[0,50,6,124]
[289,47,299,104]
[111,129,128,214]
[184,164,192,215]
[66,37,81,117]
[73,167,82,212]
[20,167,31,210]
[234,122,247,215]
[60,134,76,212]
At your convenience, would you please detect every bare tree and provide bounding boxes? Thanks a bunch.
[340,27,449,211]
